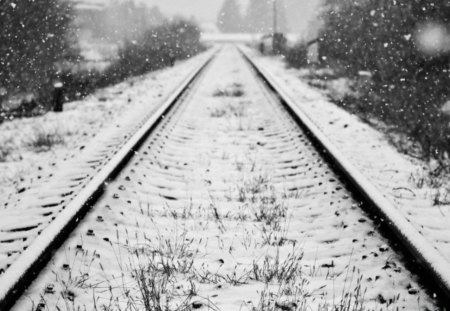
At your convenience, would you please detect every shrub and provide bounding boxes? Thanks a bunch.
[317,0,450,161]
[58,18,204,103]
[0,0,79,106]
[0,17,204,118]
[284,43,308,68]
[106,19,204,81]
[27,126,65,152]
[0,136,15,162]
[60,70,103,102]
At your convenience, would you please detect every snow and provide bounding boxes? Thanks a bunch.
[11,45,437,311]
[414,22,450,56]
[0,50,215,275]
[248,50,450,277]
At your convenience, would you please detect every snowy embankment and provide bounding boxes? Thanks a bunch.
[250,51,450,262]
[0,51,212,209]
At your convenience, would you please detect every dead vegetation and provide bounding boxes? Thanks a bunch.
[282,0,450,206]
[34,164,380,311]
[210,102,247,119]
[213,83,245,97]
[0,136,15,162]
[27,126,65,152]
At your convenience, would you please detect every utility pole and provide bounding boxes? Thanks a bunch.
[273,0,277,35]
[272,0,283,54]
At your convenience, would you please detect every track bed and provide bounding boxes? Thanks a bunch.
[9,47,440,310]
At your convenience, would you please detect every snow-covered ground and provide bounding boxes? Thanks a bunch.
[0,51,211,207]
[12,46,437,311]
[0,50,214,274]
[249,51,450,267]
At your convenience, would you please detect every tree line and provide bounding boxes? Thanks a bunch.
[0,0,77,105]
[314,0,450,161]
[217,0,288,33]
[0,0,203,121]
[78,0,165,43]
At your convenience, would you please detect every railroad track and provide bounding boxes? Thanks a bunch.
[0,45,447,310]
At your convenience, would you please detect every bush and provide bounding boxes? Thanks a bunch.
[60,70,103,102]
[318,0,450,160]
[27,126,65,152]
[106,19,204,82]
[1,18,204,118]
[0,0,79,105]
[284,44,309,68]
[58,18,204,103]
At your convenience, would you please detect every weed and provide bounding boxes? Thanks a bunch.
[210,107,227,118]
[210,102,247,119]
[128,230,199,276]
[239,227,256,250]
[237,175,271,203]
[165,200,200,220]
[192,264,250,286]
[192,264,223,284]
[221,265,251,286]
[87,230,200,310]
[318,267,369,311]
[249,266,372,311]
[432,188,450,206]
[53,247,97,291]
[237,118,245,131]
[213,83,245,97]
[0,136,14,162]
[248,281,311,311]
[235,159,245,171]
[259,220,293,247]
[234,174,288,231]
[228,102,247,118]
[221,151,230,160]
[253,202,287,227]
[132,262,197,311]
[251,247,303,284]
[409,167,450,206]
[27,125,65,152]
[409,167,446,189]
[209,201,227,233]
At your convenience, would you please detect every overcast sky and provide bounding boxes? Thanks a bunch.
[136,0,322,33]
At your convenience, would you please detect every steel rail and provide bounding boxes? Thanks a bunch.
[240,47,450,302]
[0,50,217,310]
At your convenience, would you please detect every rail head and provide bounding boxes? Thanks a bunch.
[239,46,450,302]
[0,49,218,310]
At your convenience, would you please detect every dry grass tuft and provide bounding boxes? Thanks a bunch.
[210,103,247,119]
[213,83,245,97]
[0,136,15,162]
[27,125,65,152]
[251,248,303,284]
